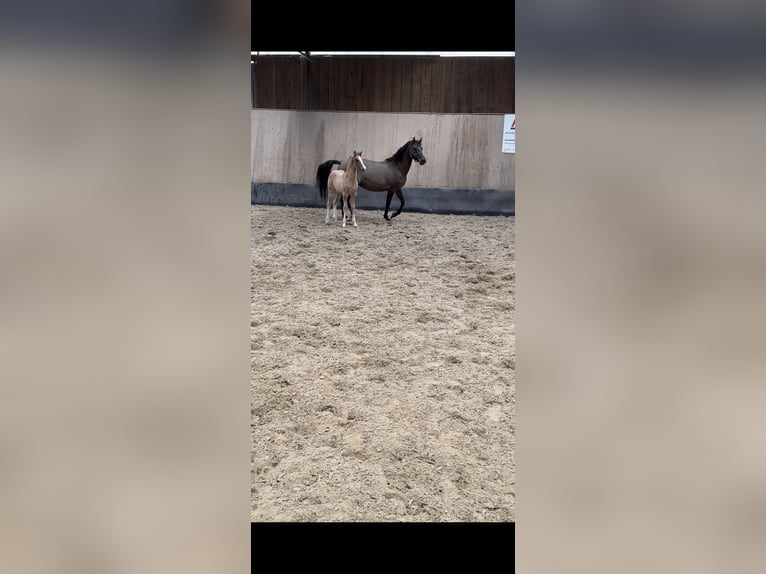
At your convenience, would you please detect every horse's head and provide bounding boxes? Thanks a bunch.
[409,138,427,165]
[351,150,367,172]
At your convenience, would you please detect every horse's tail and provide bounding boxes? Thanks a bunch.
[316,160,340,203]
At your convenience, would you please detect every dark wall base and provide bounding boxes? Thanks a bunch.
[251,182,514,216]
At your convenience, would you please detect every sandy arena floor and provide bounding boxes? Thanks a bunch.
[251,205,515,521]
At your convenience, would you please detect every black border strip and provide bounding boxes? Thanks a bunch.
[251,522,515,567]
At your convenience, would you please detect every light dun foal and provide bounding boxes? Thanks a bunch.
[326,150,366,227]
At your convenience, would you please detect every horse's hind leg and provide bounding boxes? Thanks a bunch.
[342,194,347,228]
[391,188,405,219]
[325,190,331,224]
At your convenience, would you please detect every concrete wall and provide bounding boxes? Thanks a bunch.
[251,110,515,191]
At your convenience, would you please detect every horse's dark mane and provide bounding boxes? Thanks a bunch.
[385,139,414,163]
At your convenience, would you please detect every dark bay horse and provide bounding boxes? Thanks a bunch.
[316,137,427,221]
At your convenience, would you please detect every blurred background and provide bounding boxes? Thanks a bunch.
[0,1,250,572]
[517,1,766,573]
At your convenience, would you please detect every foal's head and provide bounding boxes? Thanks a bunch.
[349,150,367,173]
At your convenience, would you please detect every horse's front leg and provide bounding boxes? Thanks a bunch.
[391,188,405,219]
[383,190,394,221]
[350,193,357,227]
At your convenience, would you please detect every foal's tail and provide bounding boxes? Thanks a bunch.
[316,160,341,203]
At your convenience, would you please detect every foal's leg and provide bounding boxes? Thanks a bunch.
[391,188,405,219]
[325,189,331,224]
[350,192,357,227]
[341,193,347,228]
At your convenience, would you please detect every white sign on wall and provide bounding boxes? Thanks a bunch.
[502,114,515,154]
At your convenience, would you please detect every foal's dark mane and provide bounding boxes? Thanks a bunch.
[385,139,414,163]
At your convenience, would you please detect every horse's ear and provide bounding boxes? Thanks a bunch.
[417,138,422,143]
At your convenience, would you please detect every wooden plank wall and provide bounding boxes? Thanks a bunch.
[252,56,515,113]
